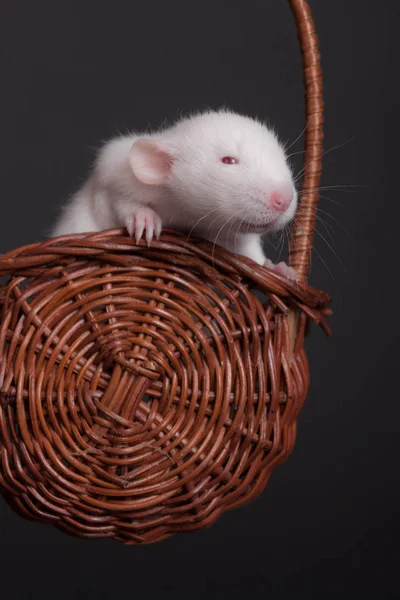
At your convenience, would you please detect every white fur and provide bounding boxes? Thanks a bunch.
[52,110,298,275]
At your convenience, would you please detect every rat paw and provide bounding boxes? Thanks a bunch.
[263,259,298,281]
[274,261,298,281]
[126,207,162,246]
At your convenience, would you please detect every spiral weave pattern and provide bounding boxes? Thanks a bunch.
[0,231,330,543]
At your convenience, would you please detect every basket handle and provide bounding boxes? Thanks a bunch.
[288,0,324,281]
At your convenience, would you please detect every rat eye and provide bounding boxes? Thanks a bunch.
[221,156,239,165]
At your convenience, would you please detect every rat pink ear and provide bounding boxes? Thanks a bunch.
[129,139,174,186]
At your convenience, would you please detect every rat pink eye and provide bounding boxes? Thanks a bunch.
[221,156,239,165]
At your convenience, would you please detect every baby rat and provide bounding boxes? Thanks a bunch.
[52,110,298,279]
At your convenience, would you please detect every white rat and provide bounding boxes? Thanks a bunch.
[52,110,298,279]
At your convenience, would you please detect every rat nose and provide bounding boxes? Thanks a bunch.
[270,188,293,212]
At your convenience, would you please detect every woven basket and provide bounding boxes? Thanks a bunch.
[0,0,331,544]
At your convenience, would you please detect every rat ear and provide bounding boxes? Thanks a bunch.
[129,139,173,186]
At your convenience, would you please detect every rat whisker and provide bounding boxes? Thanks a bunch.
[287,149,307,159]
[294,164,310,183]
[205,215,220,240]
[288,217,308,272]
[319,194,341,206]
[290,214,312,275]
[211,209,245,266]
[312,245,336,281]
[298,192,341,206]
[293,212,342,266]
[316,206,353,239]
[289,137,356,161]
[300,185,364,192]
[292,211,343,281]
[226,212,240,253]
[315,215,337,249]
[320,137,356,158]
[284,123,308,153]
[284,222,292,249]
[234,213,248,256]
[276,227,286,262]
[267,223,288,254]
[185,206,224,240]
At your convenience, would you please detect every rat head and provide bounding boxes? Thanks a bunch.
[129,110,297,235]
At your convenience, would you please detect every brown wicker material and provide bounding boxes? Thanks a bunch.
[0,0,330,544]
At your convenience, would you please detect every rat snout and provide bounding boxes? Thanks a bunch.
[270,186,293,212]
[252,184,294,213]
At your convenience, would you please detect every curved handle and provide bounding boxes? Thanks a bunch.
[288,0,324,281]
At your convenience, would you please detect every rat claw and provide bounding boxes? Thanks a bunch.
[154,217,162,240]
[134,216,145,244]
[126,207,162,246]
[126,217,134,238]
[145,219,154,246]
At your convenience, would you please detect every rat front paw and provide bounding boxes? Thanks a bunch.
[263,258,297,281]
[126,207,162,246]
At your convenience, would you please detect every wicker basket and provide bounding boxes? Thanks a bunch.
[0,0,331,544]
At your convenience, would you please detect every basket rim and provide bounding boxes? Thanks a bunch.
[0,229,331,331]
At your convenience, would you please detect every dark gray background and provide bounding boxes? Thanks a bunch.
[0,0,399,597]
